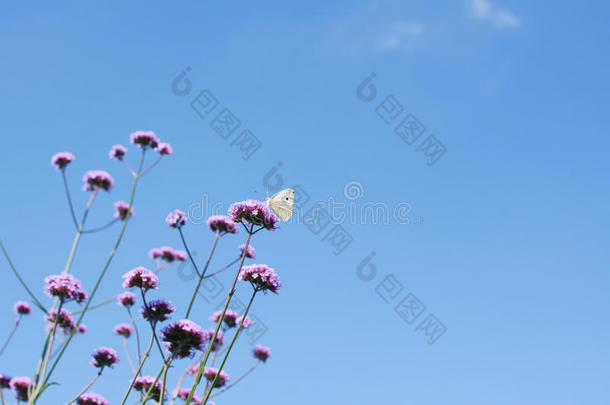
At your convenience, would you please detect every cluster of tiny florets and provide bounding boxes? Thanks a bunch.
[90,347,119,369]
[133,376,163,402]
[140,299,176,323]
[149,246,187,263]
[44,273,88,304]
[239,264,282,294]
[176,388,201,404]
[113,323,132,338]
[117,291,136,307]
[253,345,272,362]
[239,243,256,259]
[161,319,206,359]
[9,376,32,402]
[207,215,238,234]
[109,144,127,160]
[130,131,160,149]
[113,201,134,220]
[77,392,109,405]
[122,267,159,291]
[203,367,229,388]
[45,308,76,332]
[51,152,75,170]
[229,200,278,230]
[166,209,187,228]
[82,170,114,192]
[14,301,32,315]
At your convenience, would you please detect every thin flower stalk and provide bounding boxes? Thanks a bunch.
[119,333,155,405]
[184,233,221,318]
[210,361,260,398]
[63,369,102,405]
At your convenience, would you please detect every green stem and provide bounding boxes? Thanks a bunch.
[201,288,257,405]
[0,317,20,357]
[72,296,117,314]
[62,189,97,274]
[123,338,137,375]
[159,358,173,405]
[61,169,79,230]
[0,240,47,313]
[127,307,142,365]
[43,151,146,388]
[63,369,102,405]
[204,257,240,280]
[184,233,221,318]
[31,301,63,403]
[184,225,254,405]
[139,361,166,404]
[120,332,155,405]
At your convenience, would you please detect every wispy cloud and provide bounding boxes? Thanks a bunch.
[470,0,520,29]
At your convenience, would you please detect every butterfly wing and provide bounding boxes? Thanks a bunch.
[268,188,294,221]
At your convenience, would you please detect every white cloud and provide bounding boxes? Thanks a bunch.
[469,0,520,29]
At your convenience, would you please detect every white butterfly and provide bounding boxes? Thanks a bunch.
[266,188,295,221]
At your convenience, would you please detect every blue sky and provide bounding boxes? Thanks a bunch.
[0,1,609,404]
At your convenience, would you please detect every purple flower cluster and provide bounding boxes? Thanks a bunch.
[166,209,187,228]
[113,323,132,338]
[14,301,31,315]
[140,299,175,323]
[239,264,281,294]
[77,393,109,405]
[117,291,136,307]
[149,246,187,263]
[130,131,160,149]
[176,388,201,404]
[109,144,127,160]
[239,243,256,259]
[90,347,119,369]
[237,315,253,329]
[122,267,159,291]
[44,273,88,304]
[51,152,75,170]
[114,201,134,220]
[207,215,238,234]
[253,345,272,362]
[156,143,173,155]
[0,374,11,389]
[161,319,205,359]
[203,329,225,352]
[209,309,238,328]
[203,367,229,388]
[45,308,76,332]
[82,170,114,192]
[9,376,32,402]
[229,200,278,231]
[133,376,163,402]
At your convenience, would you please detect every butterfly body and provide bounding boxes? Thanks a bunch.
[266,188,294,221]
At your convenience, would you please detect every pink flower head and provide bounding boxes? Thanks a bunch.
[44,273,88,304]
[203,329,224,352]
[90,347,119,369]
[206,216,238,234]
[155,142,173,155]
[14,301,32,316]
[239,244,256,259]
[203,367,229,388]
[77,324,87,334]
[253,345,272,362]
[117,291,136,307]
[209,310,239,328]
[239,264,281,294]
[166,209,187,228]
[0,374,11,389]
[229,200,278,231]
[45,308,75,331]
[114,201,134,220]
[133,376,163,402]
[237,315,253,329]
[150,247,186,263]
[82,170,114,192]
[109,144,127,160]
[176,388,201,404]
[161,319,206,359]
[130,131,160,149]
[9,377,32,402]
[140,299,175,323]
[51,152,75,170]
[122,267,159,291]
[77,392,109,405]
[114,323,132,338]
